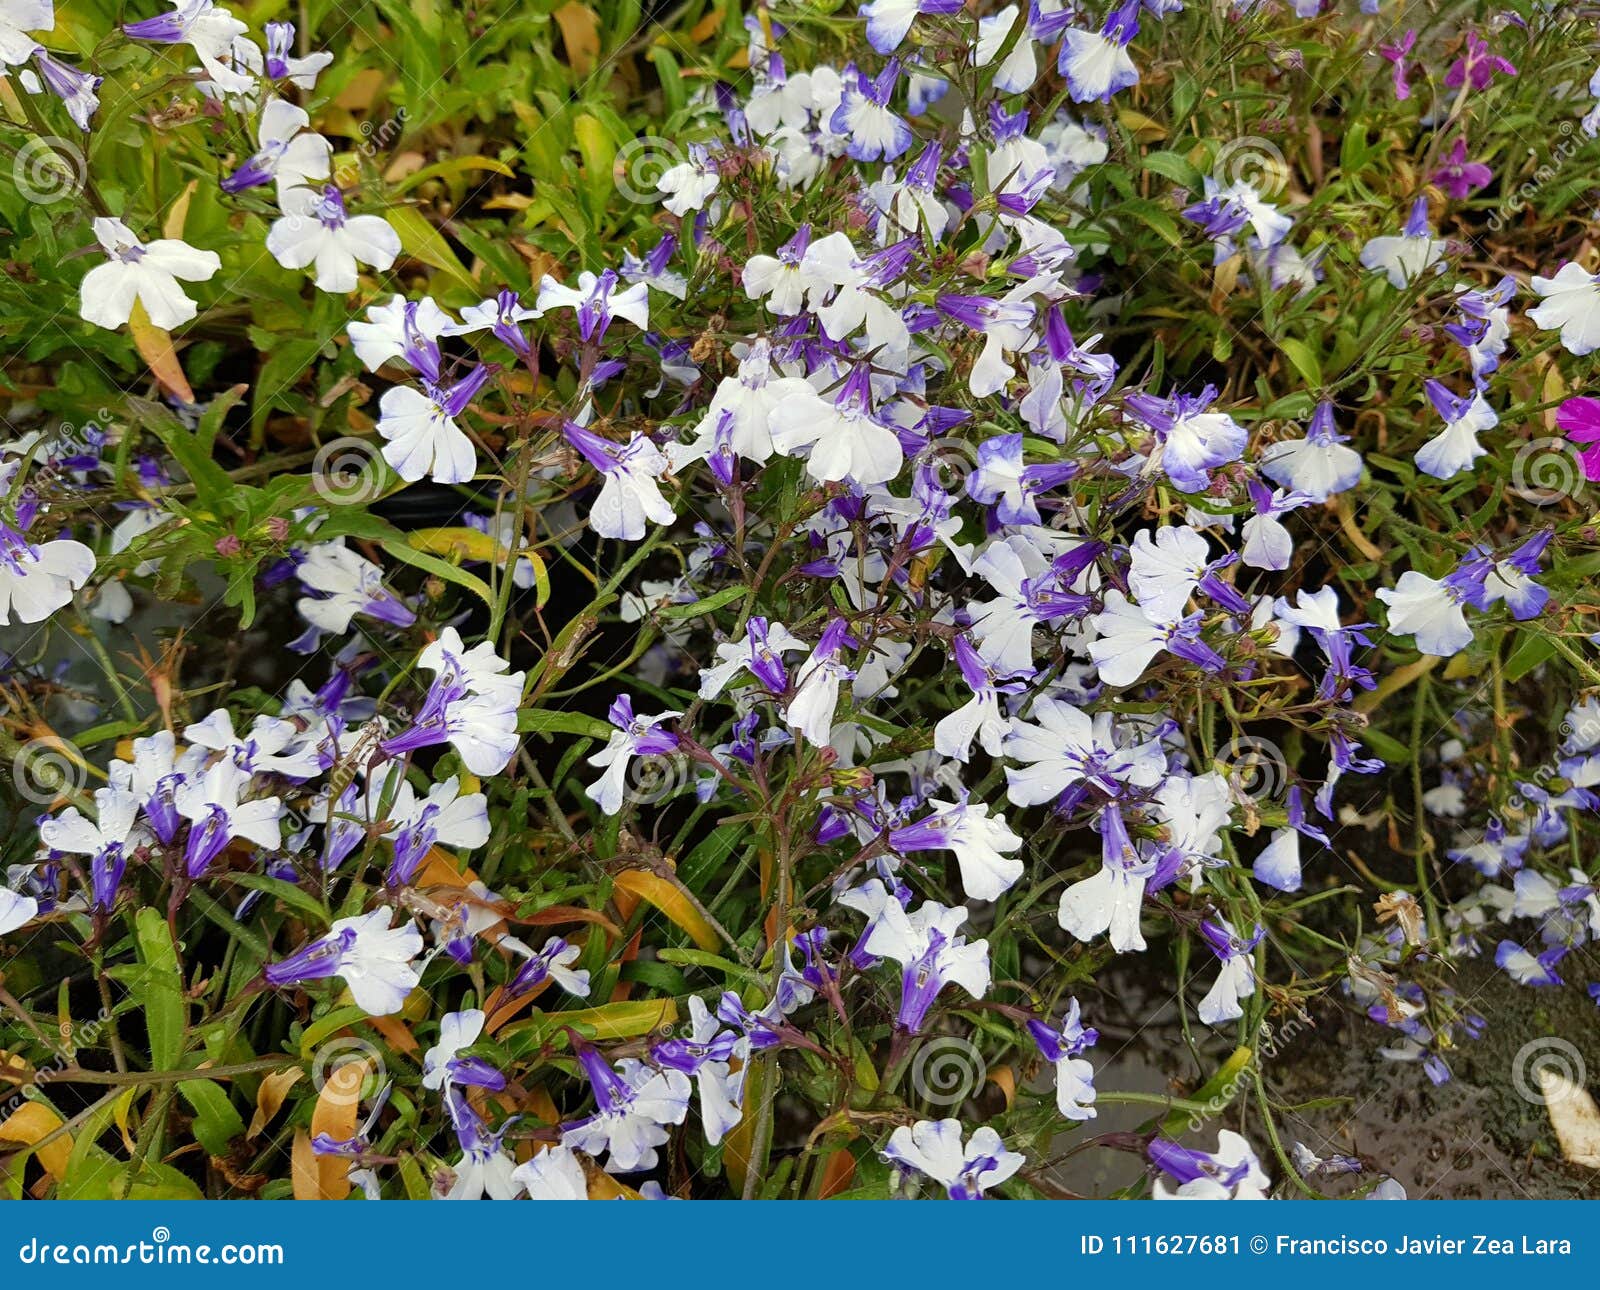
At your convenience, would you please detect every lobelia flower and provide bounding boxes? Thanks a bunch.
[1057,812,1157,951]
[563,420,674,541]
[1458,532,1551,621]
[1359,197,1447,288]
[1240,481,1311,571]
[858,0,963,54]
[0,518,93,625]
[437,1086,521,1200]
[1556,396,1600,481]
[123,0,251,94]
[1128,524,1248,621]
[1149,1130,1270,1199]
[293,539,416,649]
[1375,568,1476,657]
[1415,379,1494,480]
[936,286,1040,399]
[1444,29,1516,90]
[830,59,912,162]
[376,363,491,485]
[652,995,745,1146]
[422,1008,506,1093]
[38,787,141,911]
[655,142,721,216]
[812,237,915,358]
[1088,591,1227,687]
[0,0,49,68]
[1430,137,1492,200]
[380,627,524,776]
[264,908,423,1015]
[173,758,283,878]
[1258,401,1363,501]
[33,51,100,129]
[263,20,331,87]
[1447,276,1514,380]
[536,269,648,342]
[697,615,808,699]
[348,294,453,372]
[1029,998,1099,1120]
[385,775,490,887]
[669,340,804,473]
[267,185,400,293]
[621,233,687,300]
[78,217,220,331]
[560,1044,692,1172]
[442,289,539,358]
[511,1145,591,1200]
[584,695,681,816]
[883,1119,1024,1199]
[786,617,855,748]
[220,98,331,194]
[0,882,38,935]
[1494,940,1565,987]
[888,796,1025,902]
[1530,261,1600,356]
[1003,697,1166,809]
[967,432,1077,525]
[934,633,1026,763]
[768,365,904,486]
[1377,29,1416,100]
[1123,384,1247,493]
[505,934,592,998]
[975,4,1040,94]
[1196,917,1264,1025]
[1057,0,1140,104]
[861,898,990,1033]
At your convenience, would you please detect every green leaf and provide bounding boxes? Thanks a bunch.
[133,907,186,1071]
[177,1079,246,1156]
[517,709,613,739]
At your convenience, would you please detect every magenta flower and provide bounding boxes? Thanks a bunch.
[1444,31,1517,91]
[1378,30,1417,100]
[1431,138,1493,199]
[1556,396,1600,481]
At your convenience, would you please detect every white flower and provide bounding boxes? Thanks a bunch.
[376,382,479,485]
[1529,261,1600,356]
[0,885,38,935]
[0,0,51,68]
[329,909,423,1016]
[0,522,94,624]
[123,0,252,95]
[511,1145,590,1200]
[1375,570,1472,656]
[1359,198,1447,288]
[266,185,399,293]
[656,144,720,216]
[78,217,220,331]
[221,97,331,195]
[883,1119,1024,1199]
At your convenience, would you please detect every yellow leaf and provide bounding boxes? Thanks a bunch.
[407,525,512,563]
[552,997,677,1040]
[0,1102,73,1180]
[129,301,194,404]
[553,2,601,76]
[1117,109,1167,142]
[163,180,198,239]
[247,1067,304,1140]
[111,1088,138,1154]
[613,870,720,951]
[297,1056,371,1199]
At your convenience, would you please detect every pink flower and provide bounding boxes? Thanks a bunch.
[1431,138,1493,200]
[1444,31,1517,91]
[1378,29,1417,100]
[1556,396,1600,481]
